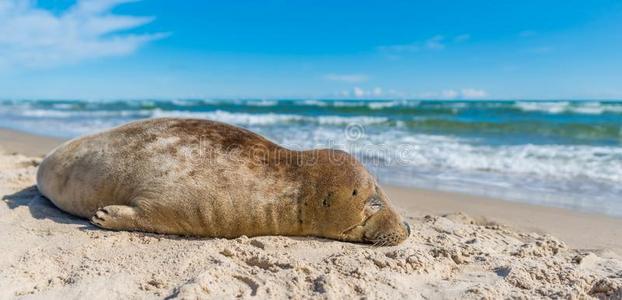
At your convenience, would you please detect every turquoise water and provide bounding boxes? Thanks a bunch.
[1,99,621,216]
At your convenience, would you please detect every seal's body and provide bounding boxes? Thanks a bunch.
[37,118,409,245]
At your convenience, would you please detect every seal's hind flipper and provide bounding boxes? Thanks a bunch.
[91,205,140,231]
[90,204,182,235]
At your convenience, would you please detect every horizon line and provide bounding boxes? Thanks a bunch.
[2,98,622,102]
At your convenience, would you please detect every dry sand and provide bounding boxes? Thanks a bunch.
[1,128,622,299]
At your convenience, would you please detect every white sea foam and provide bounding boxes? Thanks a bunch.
[16,109,152,118]
[171,99,201,106]
[267,126,622,214]
[149,110,302,124]
[299,99,420,110]
[316,115,388,125]
[149,110,389,126]
[515,101,622,115]
[300,99,329,107]
[2,99,622,215]
[387,136,622,183]
[265,125,622,183]
[367,101,398,110]
[244,100,279,107]
[514,101,571,114]
[332,101,367,107]
[51,103,76,109]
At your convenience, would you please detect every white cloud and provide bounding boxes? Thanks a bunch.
[0,0,167,69]
[353,87,365,97]
[377,43,420,53]
[371,87,382,97]
[340,86,385,98]
[454,34,471,42]
[378,34,469,55]
[424,35,445,50]
[460,88,488,99]
[441,89,459,99]
[419,88,488,100]
[324,73,369,83]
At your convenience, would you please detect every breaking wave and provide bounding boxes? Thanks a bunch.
[1,98,621,215]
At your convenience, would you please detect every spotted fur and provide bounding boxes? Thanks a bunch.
[37,118,409,245]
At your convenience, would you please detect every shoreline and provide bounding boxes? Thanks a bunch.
[0,127,63,157]
[1,126,621,254]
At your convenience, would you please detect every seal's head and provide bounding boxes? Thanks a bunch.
[303,149,410,246]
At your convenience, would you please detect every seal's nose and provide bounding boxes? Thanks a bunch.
[403,221,411,237]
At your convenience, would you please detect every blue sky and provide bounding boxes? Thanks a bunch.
[0,0,621,100]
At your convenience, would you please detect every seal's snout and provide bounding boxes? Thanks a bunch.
[358,208,410,246]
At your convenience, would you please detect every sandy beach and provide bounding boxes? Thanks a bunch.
[1,127,621,299]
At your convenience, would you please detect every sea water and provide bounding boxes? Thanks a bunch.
[1,99,620,216]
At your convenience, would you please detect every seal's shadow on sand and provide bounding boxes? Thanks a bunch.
[2,185,91,227]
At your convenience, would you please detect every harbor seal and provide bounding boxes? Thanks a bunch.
[36,118,410,245]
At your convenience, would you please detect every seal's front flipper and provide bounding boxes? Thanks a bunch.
[91,205,139,231]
